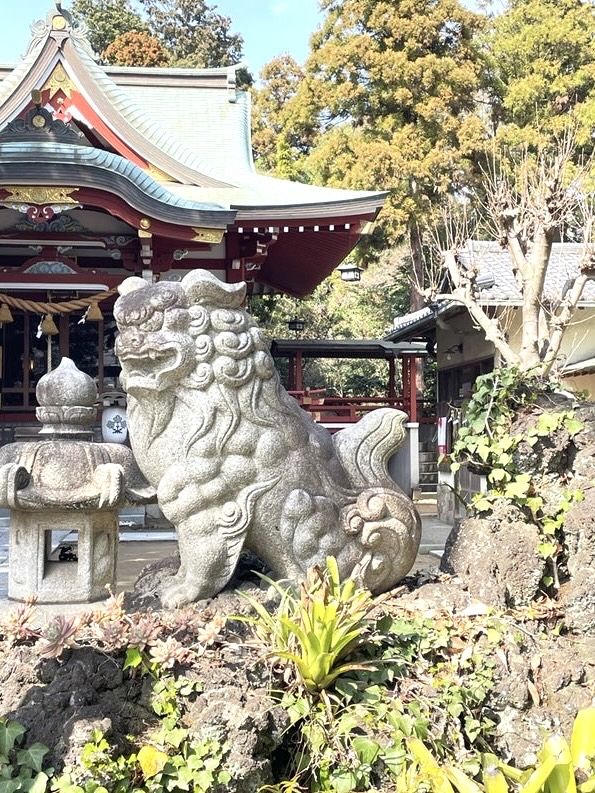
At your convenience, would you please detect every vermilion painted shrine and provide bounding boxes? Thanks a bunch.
[0,4,425,464]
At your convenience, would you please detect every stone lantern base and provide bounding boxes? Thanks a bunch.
[8,510,119,603]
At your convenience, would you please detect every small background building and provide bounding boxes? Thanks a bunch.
[388,239,595,516]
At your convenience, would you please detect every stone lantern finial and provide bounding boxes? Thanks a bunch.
[36,357,98,435]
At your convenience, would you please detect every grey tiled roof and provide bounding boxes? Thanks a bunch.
[461,240,595,304]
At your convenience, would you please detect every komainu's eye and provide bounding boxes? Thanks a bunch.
[139,312,164,332]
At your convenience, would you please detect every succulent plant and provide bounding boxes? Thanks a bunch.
[149,637,190,669]
[128,614,162,650]
[36,615,80,658]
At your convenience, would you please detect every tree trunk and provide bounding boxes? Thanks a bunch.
[519,229,552,370]
[409,224,425,311]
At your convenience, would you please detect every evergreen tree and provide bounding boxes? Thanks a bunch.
[139,0,243,67]
[251,55,307,175]
[71,0,146,59]
[488,0,595,144]
[261,0,486,305]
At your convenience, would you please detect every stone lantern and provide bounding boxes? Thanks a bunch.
[0,358,155,603]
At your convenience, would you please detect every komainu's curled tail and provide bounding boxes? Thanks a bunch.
[333,408,408,490]
[334,409,422,594]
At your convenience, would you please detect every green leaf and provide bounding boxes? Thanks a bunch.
[0,722,26,756]
[352,736,381,765]
[137,745,169,778]
[123,648,143,670]
[564,416,583,435]
[474,498,492,513]
[526,497,543,516]
[504,476,532,499]
[29,772,49,793]
[0,780,22,793]
[489,468,508,483]
[539,542,557,558]
[329,770,358,793]
[16,744,48,774]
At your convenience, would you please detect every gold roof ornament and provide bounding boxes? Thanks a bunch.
[42,63,75,100]
[51,14,67,31]
[3,186,79,206]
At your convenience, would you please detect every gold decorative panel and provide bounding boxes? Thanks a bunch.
[3,186,79,205]
[42,63,75,100]
[192,227,225,244]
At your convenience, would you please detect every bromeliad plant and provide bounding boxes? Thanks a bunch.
[242,557,377,693]
[410,706,595,793]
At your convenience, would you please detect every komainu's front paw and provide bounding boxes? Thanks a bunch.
[161,577,203,609]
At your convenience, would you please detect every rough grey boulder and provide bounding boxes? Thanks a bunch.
[440,500,545,607]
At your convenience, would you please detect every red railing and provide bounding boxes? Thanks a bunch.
[288,390,436,425]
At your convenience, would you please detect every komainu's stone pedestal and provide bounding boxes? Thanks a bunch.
[8,511,118,603]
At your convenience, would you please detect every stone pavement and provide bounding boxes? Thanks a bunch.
[0,510,452,614]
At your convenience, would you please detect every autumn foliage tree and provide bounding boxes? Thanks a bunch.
[103,31,170,67]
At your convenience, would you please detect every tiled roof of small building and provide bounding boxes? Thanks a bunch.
[460,240,595,304]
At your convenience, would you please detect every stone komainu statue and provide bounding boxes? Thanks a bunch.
[114,271,421,607]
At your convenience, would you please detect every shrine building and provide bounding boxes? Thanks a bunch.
[0,3,389,431]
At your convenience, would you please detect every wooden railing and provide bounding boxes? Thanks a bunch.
[288,390,436,425]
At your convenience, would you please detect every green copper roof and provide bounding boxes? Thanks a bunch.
[0,142,236,227]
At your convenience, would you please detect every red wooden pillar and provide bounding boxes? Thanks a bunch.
[295,350,304,392]
[288,354,295,390]
[388,357,396,399]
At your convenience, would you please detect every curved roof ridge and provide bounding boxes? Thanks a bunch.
[105,65,237,78]
[0,33,45,110]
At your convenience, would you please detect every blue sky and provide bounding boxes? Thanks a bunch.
[0,0,323,77]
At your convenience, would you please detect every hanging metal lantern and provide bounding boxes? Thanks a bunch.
[287,318,305,333]
[337,261,363,282]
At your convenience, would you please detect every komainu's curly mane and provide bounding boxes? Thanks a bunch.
[115,270,421,608]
